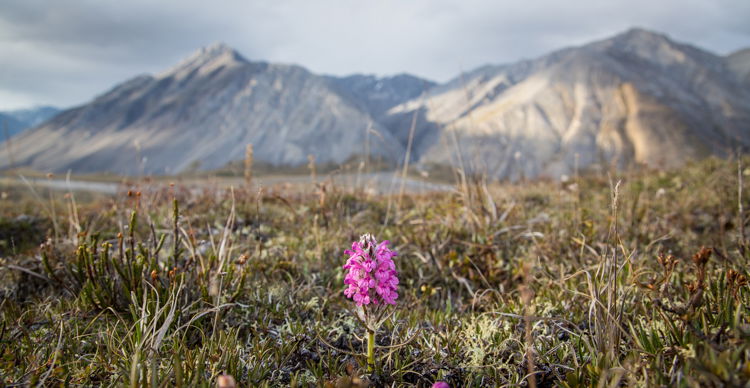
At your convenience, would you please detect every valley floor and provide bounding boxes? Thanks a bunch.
[1,157,749,386]
[0,170,452,197]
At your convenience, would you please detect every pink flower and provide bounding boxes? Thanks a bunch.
[432,382,450,388]
[343,234,399,306]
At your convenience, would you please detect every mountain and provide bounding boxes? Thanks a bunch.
[326,73,435,119]
[0,113,26,139]
[727,48,750,85]
[3,29,749,178]
[390,28,750,179]
[0,106,60,138]
[3,44,429,174]
[326,74,438,149]
[3,106,61,128]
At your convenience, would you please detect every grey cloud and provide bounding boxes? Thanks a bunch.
[0,0,747,110]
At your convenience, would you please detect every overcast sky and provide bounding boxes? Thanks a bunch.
[0,0,748,110]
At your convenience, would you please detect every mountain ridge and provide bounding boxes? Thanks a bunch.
[3,28,748,178]
[388,27,750,179]
[3,47,427,174]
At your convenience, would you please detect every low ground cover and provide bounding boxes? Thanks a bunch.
[1,158,748,386]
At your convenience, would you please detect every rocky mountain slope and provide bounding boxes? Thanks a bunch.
[727,48,750,85]
[2,29,748,178]
[390,28,750,179]
[2,44,424,175]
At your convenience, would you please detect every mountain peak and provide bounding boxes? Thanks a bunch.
[602,27,675,51]
[616,27,668,41]
[159,42,247,78]
[197,42,238,57]
[584,27,708,67]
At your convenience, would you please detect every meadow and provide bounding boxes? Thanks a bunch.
[1,157,749,387]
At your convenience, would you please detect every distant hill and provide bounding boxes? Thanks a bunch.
[0,106,60,138]
[3,29,749,178]
[4,106,61,128]
[0,113,26,140]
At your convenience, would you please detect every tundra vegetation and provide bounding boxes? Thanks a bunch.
[0,157,749,387]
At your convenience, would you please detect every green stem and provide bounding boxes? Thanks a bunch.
[366,329,375,373]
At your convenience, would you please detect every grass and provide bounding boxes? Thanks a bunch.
[0,156,749,387]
